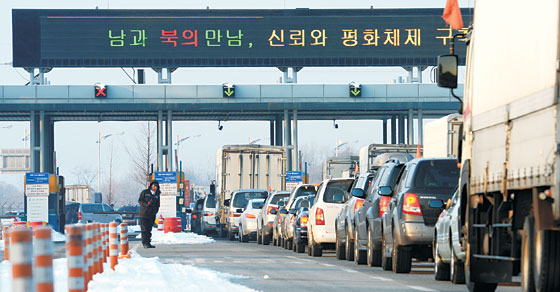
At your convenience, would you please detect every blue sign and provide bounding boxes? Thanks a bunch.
[154,172,177,183]
[286,171,303,183]
[26,172,50,184]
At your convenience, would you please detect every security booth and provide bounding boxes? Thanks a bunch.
[150,171,189,231]
[24,172,65,232]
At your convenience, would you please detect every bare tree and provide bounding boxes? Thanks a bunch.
[103,142,116,205]
[71,166,97,189]
[124,122,156,188]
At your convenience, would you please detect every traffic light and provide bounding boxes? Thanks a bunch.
[222,83,235,98]
[349,82,361,97]
[94,83,107,98]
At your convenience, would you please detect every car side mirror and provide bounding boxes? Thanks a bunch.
[224,199,230,207]
[279,208,288,215]
[351,188,365,198]
[300,200,310,208]
[277,201,285,207]
[236,208,244,213]
[378,186,392,196]
[186,208,192,214]
[289,209,296,215]
[437,54,458,89]
[270,208,277,215]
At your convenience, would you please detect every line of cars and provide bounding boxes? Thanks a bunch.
[216,155,464,286]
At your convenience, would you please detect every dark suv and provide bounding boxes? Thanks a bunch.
[381,158,459,273]
[353,160,407,269]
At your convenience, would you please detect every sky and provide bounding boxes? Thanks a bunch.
[0,0,472,193]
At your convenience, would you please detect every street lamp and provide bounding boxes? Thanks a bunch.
[175,134,201,171]
[97,131,124,192]
[334,140,359,157]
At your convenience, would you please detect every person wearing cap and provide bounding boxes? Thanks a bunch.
[138,181,161,248]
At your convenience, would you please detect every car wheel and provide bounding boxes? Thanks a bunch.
[336,231,346,260]
[308,235,313,256]
[381,231,392,271]
[345,229,354,261]
[257,229,262,244]
[292,238,297,252]
[272,229,277,246]
[367,225,382,267]
[287,239,292,250]
[238,226,242,242]
[434,236,450,281]
[310,242,322,257]
[263,230,270,245]
[228,227,235,241]
[533,219,560,292]
[296,240,305,253]
[354,229,367,265]
[451,246,465,284]
[392,231,411,273]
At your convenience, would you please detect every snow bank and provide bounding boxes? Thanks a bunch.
[52,231,66,242]
[136,230,214,245]
[0,240,4,253]
[1,251,254,292]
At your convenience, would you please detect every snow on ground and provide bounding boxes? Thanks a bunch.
[52,231,66,242]
[136,230,215,245]
[0,240,4,253]
[118,224,142,236]
[1,251,255,292]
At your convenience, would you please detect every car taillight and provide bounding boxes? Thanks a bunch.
[229,212,241,217]
[245,213,256,219]
[204,212,214,217]
[78,211,82,221]
[300,216,308,228]
[193,214,198,219]
[402,193,422,216]
[267,206,278,214]
[353,199,364,214]
[315,208,325,225]
[379,196,392,217]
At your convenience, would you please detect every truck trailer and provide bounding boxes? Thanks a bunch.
[422,114,462,158]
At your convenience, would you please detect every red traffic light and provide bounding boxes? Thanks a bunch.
[94,83,107,97]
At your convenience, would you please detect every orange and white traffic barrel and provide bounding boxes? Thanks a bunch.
[33,226,54,292]
[103,223,108,263]
[3,225,10,261]
[157,215,164,231]
[109,222,119,270]
[96,223,103,274]
[66,225,85,292]
[86,224,93,283]
[119,223,130,259]
[10,227,33,292]
[91,223,98,276]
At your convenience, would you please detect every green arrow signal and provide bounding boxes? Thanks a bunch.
[351,88,361,96]
[224,88,234,97]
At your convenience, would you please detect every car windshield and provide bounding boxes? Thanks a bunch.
[81,204,104,213]
[205,196,216,208]
[251,200,264,209]
[323,180,353,203]
[270,194,290,204]
[294,186,317,199]
[232,192,268,208]
[413,160,460,189]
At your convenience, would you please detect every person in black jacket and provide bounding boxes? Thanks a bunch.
[138,180,161,248]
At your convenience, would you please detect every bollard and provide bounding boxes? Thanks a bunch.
[10,228,33,292]
[86,224,93,284]
[3,225,10,261]
[157,215,164,231]
[96,223,103,274]
[33,226,54,292]
[109,222,119,270]
[119,223,130,259]
[81,224,89,290]
[93,223,100,275]
[102,224,108,263]
[66,225,84,292]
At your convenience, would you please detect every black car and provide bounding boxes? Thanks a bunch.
[191,198,205,234]
[353,160,407,269]
[117,205,140,226]
[291,195,314,253]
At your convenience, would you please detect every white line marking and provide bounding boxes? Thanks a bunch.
[213,260,224,263]
[369,276,393,282]
[342,269,358,273]
[406,286,436,292]
[322,263,335,267]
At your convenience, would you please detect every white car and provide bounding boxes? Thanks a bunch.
[308,178,354,257]
[201,195,217,235]
[239,199,265,242]
[433,189,465,284]
[257,191,291,245]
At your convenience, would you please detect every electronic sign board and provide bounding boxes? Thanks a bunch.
[13,9,471,68]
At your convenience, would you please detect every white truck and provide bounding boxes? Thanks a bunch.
[215,145,286,237]
[322,156,359,180]
[65,185,93,203]
[358,144,418,174]
[423,114,462,158]
[437,1,560,291]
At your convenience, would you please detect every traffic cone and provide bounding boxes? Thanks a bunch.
[157,215,164,231]
[416,144,422,158]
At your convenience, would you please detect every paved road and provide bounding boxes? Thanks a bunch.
[134,236,521,292]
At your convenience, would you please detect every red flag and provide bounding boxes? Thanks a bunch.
[442,0,464,30]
